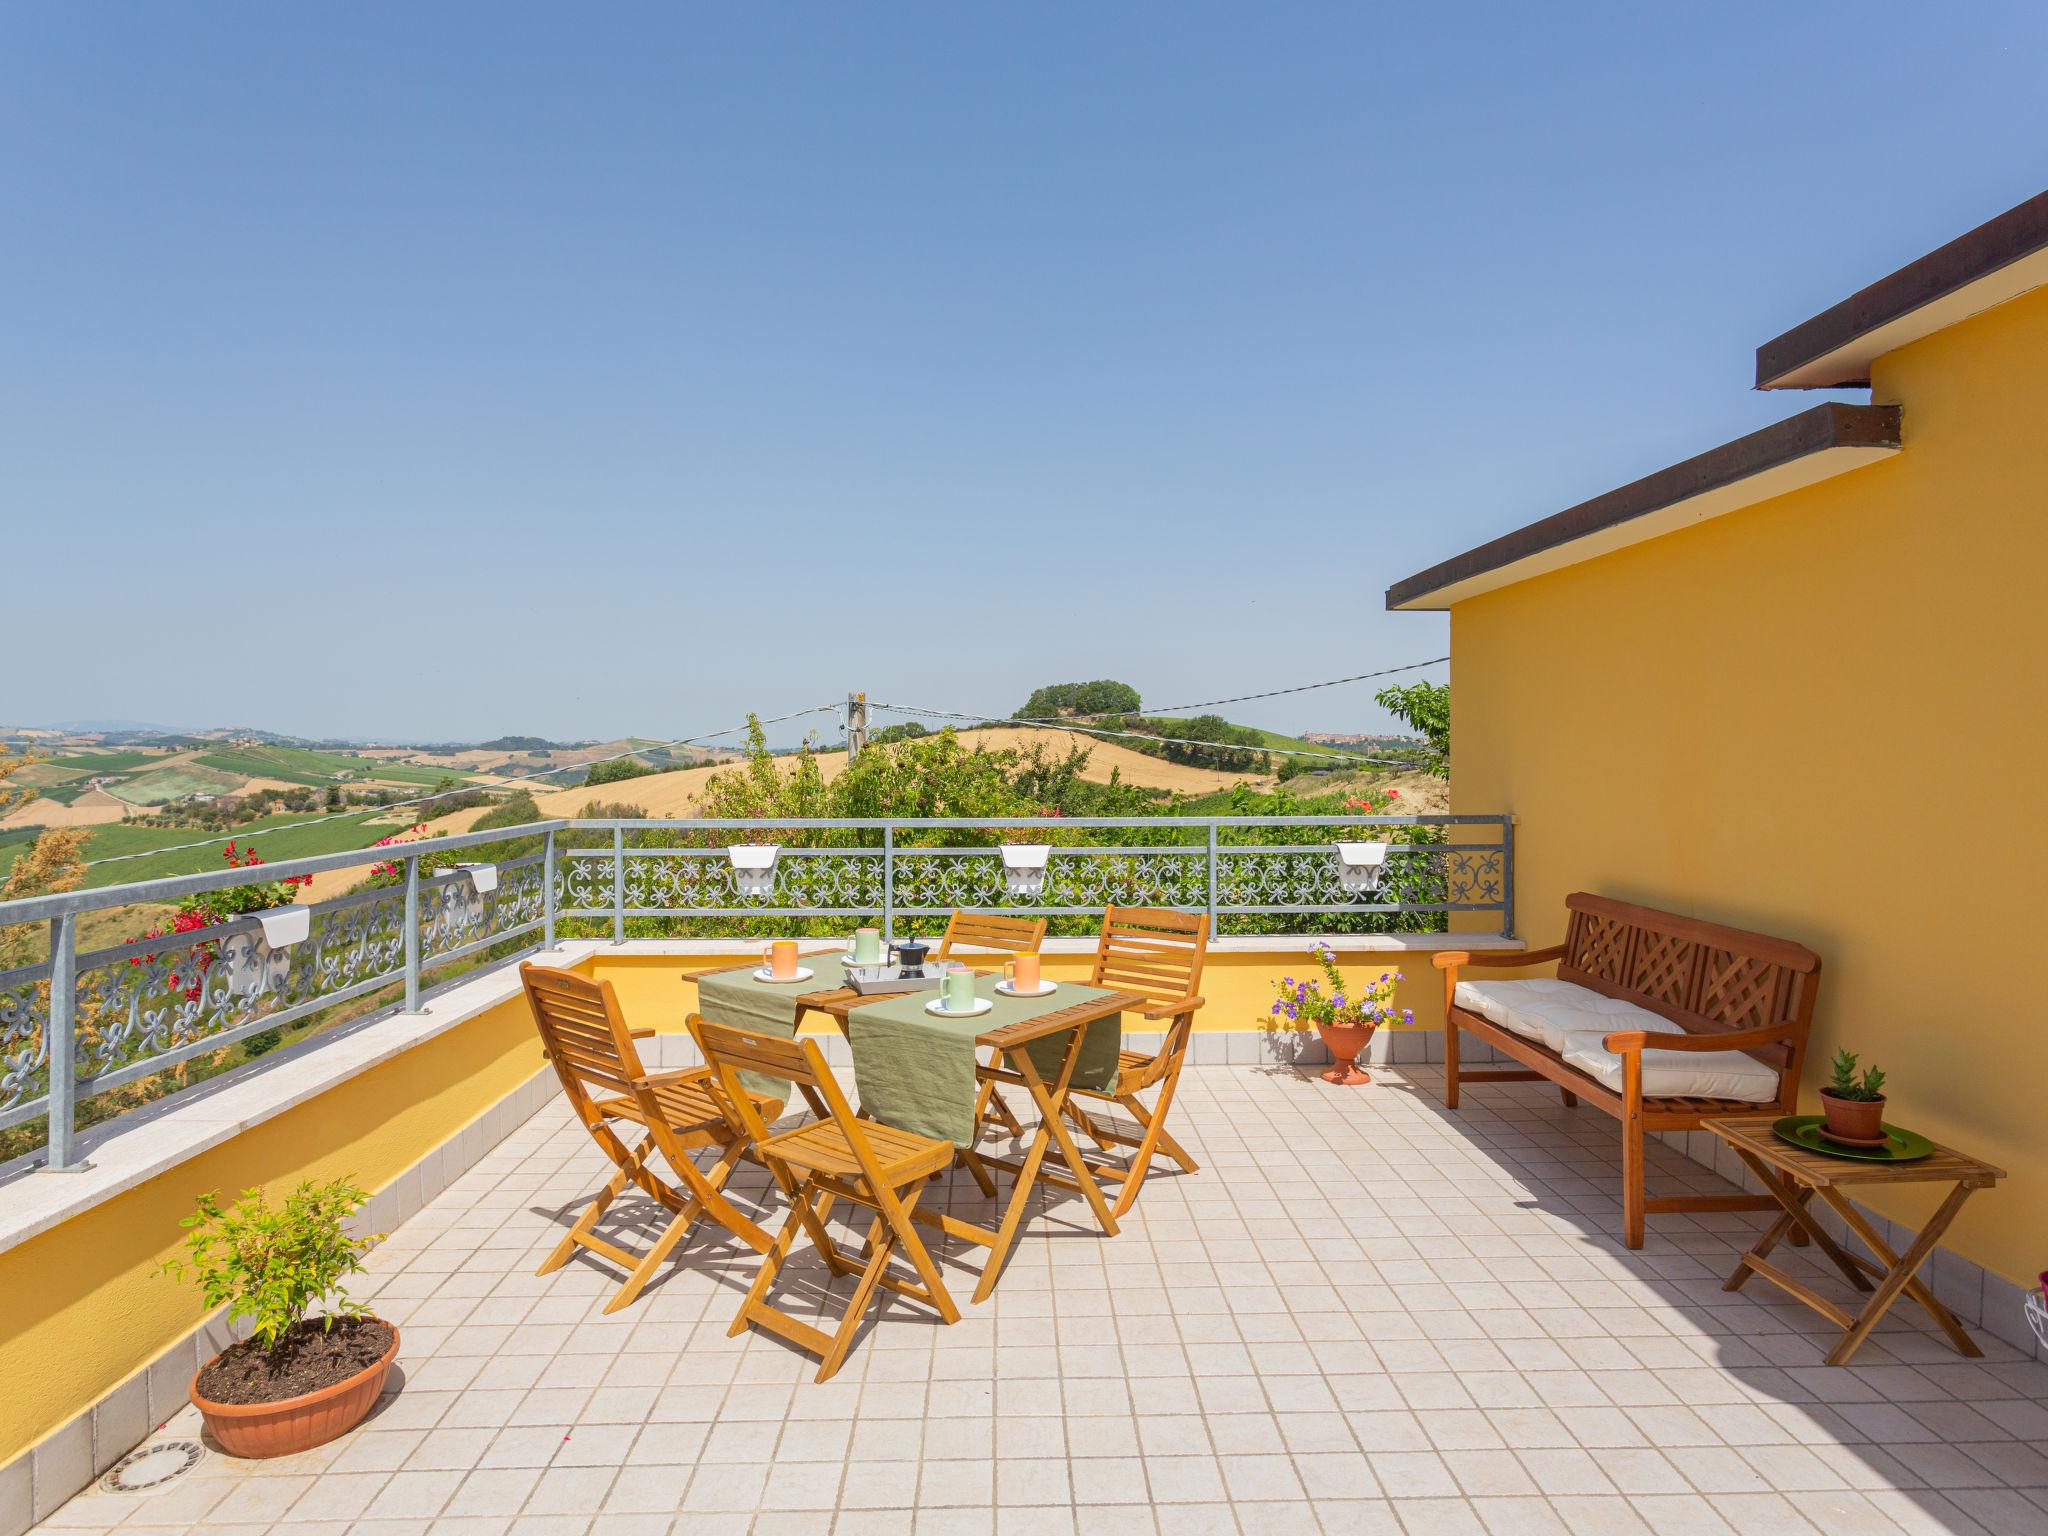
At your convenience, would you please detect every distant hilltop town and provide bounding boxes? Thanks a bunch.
[1302,731,1421,748]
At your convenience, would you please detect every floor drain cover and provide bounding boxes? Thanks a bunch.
[100,1440,204,1494]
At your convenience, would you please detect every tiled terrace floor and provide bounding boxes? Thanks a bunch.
[36,1064,2048,1536]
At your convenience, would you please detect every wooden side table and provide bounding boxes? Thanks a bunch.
[1705,1116,2004,1366]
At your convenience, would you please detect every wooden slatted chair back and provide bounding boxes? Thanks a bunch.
[522,963,649,1116]
[936,911,1049,958]
[1559,893,1822,1071]
[1090,906,1209,1007]
[688,1016,852,1144]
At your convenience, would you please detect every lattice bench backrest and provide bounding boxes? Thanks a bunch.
[1557,893,1823,1070]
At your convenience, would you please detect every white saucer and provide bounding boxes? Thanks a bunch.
[925,997,994,1018]
[753,966,815,984]
[995,980,1058,998]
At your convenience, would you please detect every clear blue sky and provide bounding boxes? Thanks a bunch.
[6,4,2045,745]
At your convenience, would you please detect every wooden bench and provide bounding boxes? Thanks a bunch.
[1435,893,1822,1247]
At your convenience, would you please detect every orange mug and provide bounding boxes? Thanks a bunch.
[764,940,798,979]
[1004,953,1041,992]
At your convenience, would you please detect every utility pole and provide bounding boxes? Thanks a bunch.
[846,692,869,761]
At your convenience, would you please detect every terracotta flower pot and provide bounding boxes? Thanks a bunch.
[1315,1022,1375,1085]
[1819,1089,1886,1142]
[191,1323,399,1459]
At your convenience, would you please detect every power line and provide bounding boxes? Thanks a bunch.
[867,701,1431,767]
[80,703,843,868]
[1122,656,1447,718]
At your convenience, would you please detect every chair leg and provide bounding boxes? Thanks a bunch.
[600,1136,753,1313]
[1108,1083,1193,1220]
[1443,1019,1461,1109]
[1560,1087,1579,1108]
[817,1211,897,1382]
[605,1202,695,1314]
[884,1178,959,1327]
[1120,1092,1198,1172]
[731,1179,815,1338]
[539,1133,652,1276]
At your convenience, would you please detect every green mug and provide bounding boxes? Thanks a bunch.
[941,969,976,1013]
[850,927,883,965]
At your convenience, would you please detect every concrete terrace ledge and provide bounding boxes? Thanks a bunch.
[0,939,605,1261]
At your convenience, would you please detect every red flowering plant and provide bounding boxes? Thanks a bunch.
[363,825,431,886]
[130,842,311,1001]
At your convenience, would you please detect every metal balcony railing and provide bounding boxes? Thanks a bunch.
[0,813,1509,1170]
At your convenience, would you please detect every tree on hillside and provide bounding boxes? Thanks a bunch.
[1375,681,1449,776]
[1016,680,1142,720]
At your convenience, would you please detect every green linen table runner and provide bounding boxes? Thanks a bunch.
[845,978,1123,1147]
[694,951,850,1098]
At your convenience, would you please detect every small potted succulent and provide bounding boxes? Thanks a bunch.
[1270,943,1412,1084]
[1819,1048,1888,1143]
[162,1178,395,1458]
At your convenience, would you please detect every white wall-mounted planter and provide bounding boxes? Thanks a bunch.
[1000,843,1052,897]
[728,844,780,898]
[251,903,312,948]
[1334,841,1391,895]
[453,861,500,894]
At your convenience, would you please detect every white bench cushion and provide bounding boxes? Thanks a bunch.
[1452,978,1585,1027]
[1558,1031,1780,1102]
[1499,991,1668,1053]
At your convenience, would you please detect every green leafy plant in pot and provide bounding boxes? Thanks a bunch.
[161,1178,395,1458]
[1819,1048,1888,1143]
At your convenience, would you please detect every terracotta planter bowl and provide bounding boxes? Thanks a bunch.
[1314,1022,1376,1085]
[191,1323,399,1459]
[1819,1090,1887,1143]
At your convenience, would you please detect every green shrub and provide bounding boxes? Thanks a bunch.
[160,1179,381,1350]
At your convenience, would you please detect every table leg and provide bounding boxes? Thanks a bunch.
[970,1027,1118,1305]
[1816,1183,1983,1365]
[1723,1148,1872,1295]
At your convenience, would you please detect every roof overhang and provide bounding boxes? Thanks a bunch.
[1757,189,2048,389]
[1385,403,1901,612]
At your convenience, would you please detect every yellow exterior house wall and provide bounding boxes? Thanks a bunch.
[0,991,546,1471]
[1445,282,2048,1283]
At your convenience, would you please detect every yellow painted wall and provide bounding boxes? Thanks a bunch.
[588,945,1449,1044]
[0,992,545,1469]
[1446,282,2048,1282]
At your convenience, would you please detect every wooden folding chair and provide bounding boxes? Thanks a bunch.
[936,911,1049,1140]
[1062,907,1208,1218]
[522,963,782,1314]
[687,1012,959,1382]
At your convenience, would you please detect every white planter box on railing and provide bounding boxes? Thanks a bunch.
[251,903,311,948]
[728,844,780,898]
[1334,841,1391,895]
[453,862,499,894]
[1000,843,1053,897]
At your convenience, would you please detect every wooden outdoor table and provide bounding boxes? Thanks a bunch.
[789,978,1143,1303]
[684,959,1141,1303]
[1706,1116,2005,1365]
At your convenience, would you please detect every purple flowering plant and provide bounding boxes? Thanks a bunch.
[1269,942,1413,1032]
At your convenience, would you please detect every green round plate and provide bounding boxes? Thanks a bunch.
[1772,1114,1934,1162]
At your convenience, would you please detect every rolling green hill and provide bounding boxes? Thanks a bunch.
[0,810,406,889]
[192,744,469,787]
